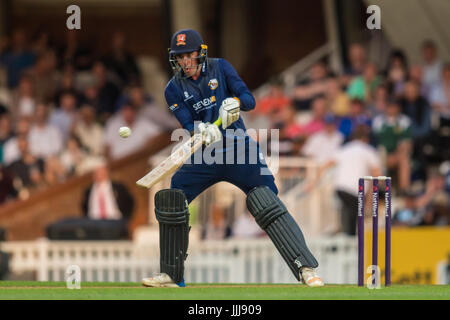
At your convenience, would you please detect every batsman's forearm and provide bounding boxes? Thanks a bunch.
[237,92,256,111]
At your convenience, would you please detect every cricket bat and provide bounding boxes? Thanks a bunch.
[136,118,222,189]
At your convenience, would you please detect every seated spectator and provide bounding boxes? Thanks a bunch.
[59,135,89,176]
[367,84,389,118]
[0,113,13,164]
[338,98,371,141]
[2,117,31,165]
[429,63,450,128]
[347,62,381,103]
[292,60,330,111]
[256,77,291,117]
[59,30,93,71]
[28,103,63,159]
[10,75,36,121]
[91,60,120,119]
[302,113,344,164]
[24,50,60,103]
[394,172,449,226]
[421,40,442,94]
[7,135,45,192]
[326,76,350,117]
[125,84,178,131]
[400,80,431,137]
[301,96,327,136]
[384,49,408,98]
[317,125,382,235]
[0,29,36,88]
[53,69,83,107]
[0,164,17,203]
[272,104,303,156]
[102,31,141,88]
[104,104,160,160]
[50,90,78,142]
[341,43,367,87]
[372,101,412,191]
[73,104,104,156]
[82,163,134,221]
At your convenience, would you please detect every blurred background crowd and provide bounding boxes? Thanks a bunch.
[0,29,177,203]
[247,40,450,230]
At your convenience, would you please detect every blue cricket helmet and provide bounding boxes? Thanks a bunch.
[168,29,208,77]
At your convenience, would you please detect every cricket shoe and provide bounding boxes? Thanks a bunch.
[141,273,185,288]
[300,267,324,287]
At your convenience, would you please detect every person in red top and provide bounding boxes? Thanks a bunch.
[256,78,291,117]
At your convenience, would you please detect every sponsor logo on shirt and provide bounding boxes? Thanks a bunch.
[192,96,216,112]
[169,103,178,111]
[208,78,218,90]
[183,91,193,101]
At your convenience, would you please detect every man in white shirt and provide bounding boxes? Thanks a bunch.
[302,113,344,164]
[104,104,160,160]
[318,125,382,235]
[2,117,30,165]
[422,40,443,95]
[28,103,63,159]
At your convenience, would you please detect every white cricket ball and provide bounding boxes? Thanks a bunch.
[119,126,131,138]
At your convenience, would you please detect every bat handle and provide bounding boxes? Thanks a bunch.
[213,117,222,128]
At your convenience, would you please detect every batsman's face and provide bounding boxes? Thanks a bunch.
[176,51,199,77]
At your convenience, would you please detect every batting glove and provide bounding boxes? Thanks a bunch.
[219,97,240,129]
[198,122,222,146]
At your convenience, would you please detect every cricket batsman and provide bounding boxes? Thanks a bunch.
[142,29,323,287]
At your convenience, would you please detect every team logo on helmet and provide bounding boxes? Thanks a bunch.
[208,79,218,90]
[176,34,186,46]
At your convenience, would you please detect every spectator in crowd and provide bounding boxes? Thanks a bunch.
[347,62,381,103]
[91,61,121,119]
[82,163,134,221]
[24,50,60,103]
[372,100,412,191]
[301,96,327,136]
[338,98,370,141]
[50,90,78,142]
[384,49,408,98]
[28,103,63,160]
[272,104,303,156]
[0,164,17,204]
[53,69,83,107]
[0,29,36,88]
[326,76,350,117]
[367,84,390,118]
[125,84,177,131]
[317,125,382,235]
[292,60,330,111]
[409,65,428,97]
[73,104,104,156]
[341,43,367,86]
[202,205,231,240]
[59,30,93,71]
[104,104,160,160]
[429,63,450,128]
[2,117,30,166]
[10,75,36,121]
[0,113,13,164]
[394,172,449,226]
[59,135,89,176]
[401,80,431,137]
[302,113,344,165]
[256,77,291,117]
[102,31,141,88]
[31,30,53,57]
[421,40,443,95]
[7,134,45,191]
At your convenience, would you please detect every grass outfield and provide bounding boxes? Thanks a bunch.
[0,282,449,300]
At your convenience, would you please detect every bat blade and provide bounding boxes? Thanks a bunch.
[136,133,203,189]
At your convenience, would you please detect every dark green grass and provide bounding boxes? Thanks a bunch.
[0,281,448,300]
